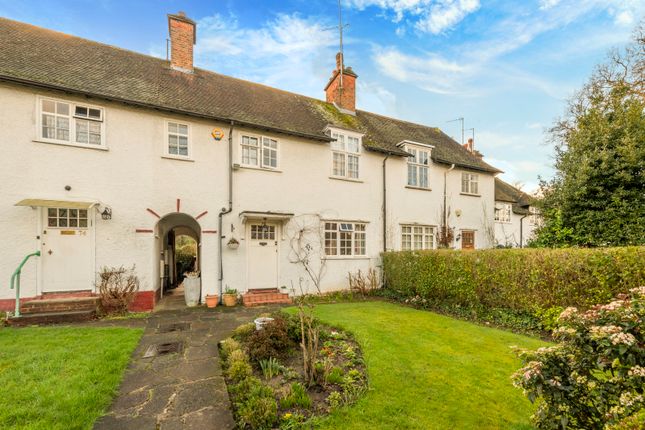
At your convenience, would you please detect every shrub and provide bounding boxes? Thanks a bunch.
[513,287,645,429]
[382,247,645,332]
[327,391,342,410]
[237,395,278,430]
[248,316,294,361]
[227,358,252,382]
[280,383,312,410]
[96,265,139,314]
[232,322,256,341]
[219,338,241,360]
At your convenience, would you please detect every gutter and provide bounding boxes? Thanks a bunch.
[0,75,333,143]
[218,121,235,304]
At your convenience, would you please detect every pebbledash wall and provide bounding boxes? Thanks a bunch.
[0,81,496,310]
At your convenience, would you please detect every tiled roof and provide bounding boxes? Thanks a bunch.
[0,17,501,173]
[495,178,533,214]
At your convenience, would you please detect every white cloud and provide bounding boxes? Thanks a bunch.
[539,0,561,10]
[345,0,480,34]
[189,13,339,97]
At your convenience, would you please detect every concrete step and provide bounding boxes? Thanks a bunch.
[6,309,96,326]
[21,297,99,315]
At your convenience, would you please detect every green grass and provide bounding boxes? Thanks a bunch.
[0,326,142,430]
[290,301,546,430]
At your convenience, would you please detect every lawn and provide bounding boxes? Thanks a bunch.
[298,301,546,430]
[0,326,142,430]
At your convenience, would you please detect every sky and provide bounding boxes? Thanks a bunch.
[1,0,643,192]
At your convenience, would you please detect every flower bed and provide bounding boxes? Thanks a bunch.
[219,311,367,429]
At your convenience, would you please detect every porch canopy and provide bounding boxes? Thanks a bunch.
[239,210,294,224]
[15,199,99,209]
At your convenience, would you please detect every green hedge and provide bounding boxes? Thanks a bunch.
[381,247,645,332]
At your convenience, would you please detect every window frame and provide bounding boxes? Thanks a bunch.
[401,224,436,251]
[329,130,362,181]
[163,119,192,160]
[495,203,512,223]
[405,144,431,189]
[323,221,367,257]
[461,172,480,195]
[37,96,107,150]
[239,133,280,170]
[46,207,90,229]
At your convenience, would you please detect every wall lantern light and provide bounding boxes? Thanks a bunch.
[101,206,112,220]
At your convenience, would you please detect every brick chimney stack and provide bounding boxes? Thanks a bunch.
[463,138,474,152]
[324,52,358,114]
[168,11,196,73]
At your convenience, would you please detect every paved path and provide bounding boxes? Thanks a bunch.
[94,304,278,430]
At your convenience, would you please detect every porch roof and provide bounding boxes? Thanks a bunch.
[15,199,99,209]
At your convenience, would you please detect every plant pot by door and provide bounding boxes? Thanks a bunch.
[184,277,201,307]
[205,294,219,308]
[223,294,237,307]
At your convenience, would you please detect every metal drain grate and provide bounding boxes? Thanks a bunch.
[157,322,191,333]
[143,341,184,358]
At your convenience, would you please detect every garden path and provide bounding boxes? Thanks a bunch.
[93,304,280,430]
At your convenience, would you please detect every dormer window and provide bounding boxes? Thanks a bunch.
[330,131,361,180]
[407,146,430,188]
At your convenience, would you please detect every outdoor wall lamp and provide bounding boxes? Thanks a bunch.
[101,206,112,220]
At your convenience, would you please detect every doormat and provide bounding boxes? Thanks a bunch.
[143,341,184,358]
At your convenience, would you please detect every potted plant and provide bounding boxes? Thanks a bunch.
[227,238,240,250]
[205,294,219,308]
[183,271,201,307]
[223,287,238,307]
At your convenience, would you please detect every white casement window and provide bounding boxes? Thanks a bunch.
[401,225,435,250]
[529,207,538,225]
[324,222,366,256]
[331,132,360,179]
[166,121,190,157]
[241,135,278,169]
[461,172,479,195]
[40,98,105,147]
[495,204,512,223]
[407,146,430,188]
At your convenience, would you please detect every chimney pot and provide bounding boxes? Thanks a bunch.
[325,52,358,114]
[168,12,196,73]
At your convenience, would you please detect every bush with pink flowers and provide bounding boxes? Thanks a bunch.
[513,287,645,429]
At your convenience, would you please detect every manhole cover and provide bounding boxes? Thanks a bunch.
[143,341,184,358]
[157,322,191,333]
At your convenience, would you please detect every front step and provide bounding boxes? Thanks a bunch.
[6,310,96,326]
[20,297,99,315]
[242,290,292,307]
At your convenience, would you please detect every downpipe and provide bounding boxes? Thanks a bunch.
[218,121,235,304]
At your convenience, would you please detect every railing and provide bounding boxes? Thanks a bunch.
[9,251,40,318]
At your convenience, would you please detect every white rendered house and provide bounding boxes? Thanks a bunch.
[493,178,539,248]
[0,13,503,311]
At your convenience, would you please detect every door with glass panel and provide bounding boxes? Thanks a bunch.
[41,207,93,292]
[247,223,279,290]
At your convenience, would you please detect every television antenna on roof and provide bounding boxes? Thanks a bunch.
[447,117,465,145]
[325,0,350,88]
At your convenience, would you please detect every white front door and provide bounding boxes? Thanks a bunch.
[41,207,93,292]
[247,223,279,290]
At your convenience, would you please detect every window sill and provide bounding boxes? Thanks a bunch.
[238,165,282,173]
[495,221,512,224]
[460,192,481,197]
[323,255,370,260]
[162,155,194,162]
[33,139,108,151]
[329,176,363,183]
[405,185,432,192]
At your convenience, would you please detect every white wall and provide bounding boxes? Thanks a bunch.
[494,206,538,247]
[0,82,499,303]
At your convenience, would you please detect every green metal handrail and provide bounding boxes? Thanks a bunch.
[10,251,40,318]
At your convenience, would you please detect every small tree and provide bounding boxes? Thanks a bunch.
[513,287,645,429]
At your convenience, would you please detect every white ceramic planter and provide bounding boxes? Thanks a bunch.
[184,277,201,307]
[254,317,274,330]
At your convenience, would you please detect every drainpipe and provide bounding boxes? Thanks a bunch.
[218,121,235,304]
[519,213,528,248]
[382,154,390,253]
[443,164,455,247]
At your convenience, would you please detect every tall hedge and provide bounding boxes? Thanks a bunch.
[382,247,645,331]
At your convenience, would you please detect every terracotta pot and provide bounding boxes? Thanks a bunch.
[205,295,219,308]
[223,293,237,307]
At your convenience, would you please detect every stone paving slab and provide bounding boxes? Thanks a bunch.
[93,305,283,430]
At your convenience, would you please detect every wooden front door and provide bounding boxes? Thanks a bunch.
[461,230,475,250]
[247,223,279,289]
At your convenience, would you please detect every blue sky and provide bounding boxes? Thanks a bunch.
[1,0,643,191]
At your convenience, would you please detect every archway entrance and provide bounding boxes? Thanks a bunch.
[156,213,201,302]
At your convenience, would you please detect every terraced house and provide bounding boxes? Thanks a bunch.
[0,12,505,313]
